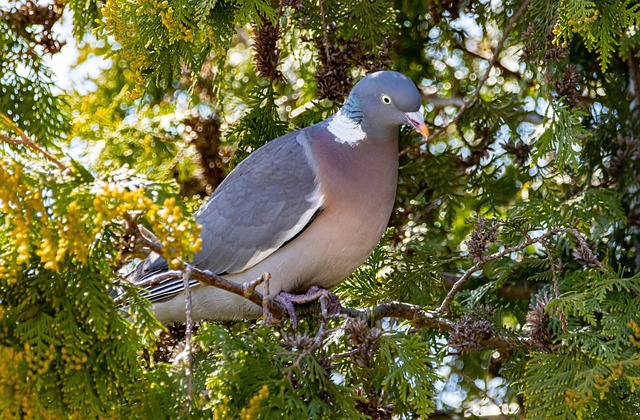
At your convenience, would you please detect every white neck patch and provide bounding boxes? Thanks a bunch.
[327,110,366,145]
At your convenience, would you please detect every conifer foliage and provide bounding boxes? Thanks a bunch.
[1,0,640,417]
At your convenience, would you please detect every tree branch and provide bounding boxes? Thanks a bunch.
[454,41,521,79]
[318,0,331,63]
[628,55,640,119]
[400,0,533,157]
[0,113,69,171]
[181,265,194,413]
[126,268,285,317]
[443,272,540,300]
[341,302,519,353]
[438,228,548,315]
[420,93,543,125]
[118,212,287,318]
[539,233,567,330]
[118,214,600,355]
[437,226,603,315]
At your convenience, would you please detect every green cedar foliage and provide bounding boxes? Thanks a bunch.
[0,20,68,148]
[2,0,640,418]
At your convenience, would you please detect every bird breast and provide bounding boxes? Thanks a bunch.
[252,127,400,293]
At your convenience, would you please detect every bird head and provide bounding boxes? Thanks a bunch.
[343,71,429,140]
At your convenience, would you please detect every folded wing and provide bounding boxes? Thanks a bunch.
[127,129,323,303]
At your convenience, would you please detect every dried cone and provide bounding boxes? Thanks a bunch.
[554,64,581,106]
[252,18,283,81]
[525,292,552,349]
[448,308,494,355]
[185,114,225,195]
[314,37,354,103]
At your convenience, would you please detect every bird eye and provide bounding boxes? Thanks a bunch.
[381,95,392,104]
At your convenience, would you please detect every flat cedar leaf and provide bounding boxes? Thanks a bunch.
[234,0,277,26]
[69,158,95,183]
[531,102,586,169]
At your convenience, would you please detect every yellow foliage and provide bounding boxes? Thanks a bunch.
[0,346,57,420]
[0,161,47,280]
[92,182,202,266]
[213,397,230,419]
[0,157,201,285]
[628,320,640,348]
[240,385,269,420]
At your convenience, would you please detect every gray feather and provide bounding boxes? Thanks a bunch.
[193,129,321,274]
[127,128,322,303]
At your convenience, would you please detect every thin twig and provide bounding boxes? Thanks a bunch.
[262,272,272,322]
[0,114,69,171]
[318,0,331,61]
[128,268,286,317]
[294,295,330,368]
[443,272,540,300]
[341,302,519,353]
[454,40,521,79]
[458,371,507,414]
[182,264,194,412]
[244,273,266,298]
[420,92,543,124]
[437,229,552,315]
[540,237,567,331]
[628,56,640,118]
[399,0,532,157]
[328,346,364,363]
[437,226,604,315]
[164,138,193,178]
[119,214,287,317]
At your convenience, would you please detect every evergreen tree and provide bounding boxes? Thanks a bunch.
[1,0,639,417]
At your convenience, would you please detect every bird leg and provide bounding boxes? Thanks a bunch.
[275,286,342,329]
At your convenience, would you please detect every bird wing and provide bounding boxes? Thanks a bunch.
[128,128,324,303]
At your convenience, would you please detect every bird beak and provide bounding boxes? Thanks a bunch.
[405,111,429,139]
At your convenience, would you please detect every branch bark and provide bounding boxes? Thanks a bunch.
[0,113,69,171]
[341,302,519,353]
[400,0,533,157]
[118,213,288,318]
[420,93,543,125]
[437,226,603,315]
[443,272,540,300]
[454,41,521,79]
[181,265,194,413]
[119,214,600,354]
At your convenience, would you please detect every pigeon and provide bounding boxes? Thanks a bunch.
[127,70,428,324]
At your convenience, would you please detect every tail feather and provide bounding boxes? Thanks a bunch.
[114,252,198,304]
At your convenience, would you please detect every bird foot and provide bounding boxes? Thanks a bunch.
[275,286,342,329]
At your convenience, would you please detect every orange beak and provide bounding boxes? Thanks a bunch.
[405,111,429,139]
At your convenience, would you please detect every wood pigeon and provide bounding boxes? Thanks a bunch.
[128,70,428,324]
